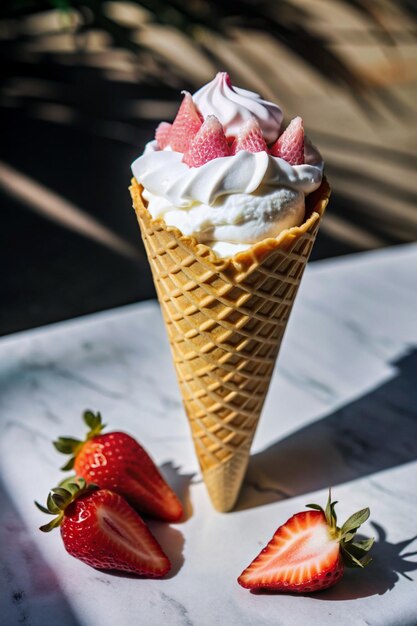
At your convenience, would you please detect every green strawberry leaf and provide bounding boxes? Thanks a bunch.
[47,492,61,514]
[51,493,67,510]
[341,507,370,536]
[39,517,63,533]
[60,456,76,471]
[306,504,323,512]
[83,410,106,439]
[352,537,375,552]
[51,487,71,499]
[346,538,375,560]
[54,410,106,471]
[83,410,100,430]
[34,501,53,515]
[341,545,366,568]
[53,437,82,454]
[36,476,96,533]
[342,530,357,542]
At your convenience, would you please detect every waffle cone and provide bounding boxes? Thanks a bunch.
[130,177,330,511]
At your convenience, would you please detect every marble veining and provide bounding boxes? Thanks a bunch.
[0,243,417,625]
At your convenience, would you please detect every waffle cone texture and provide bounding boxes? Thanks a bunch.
[130,177,330,512]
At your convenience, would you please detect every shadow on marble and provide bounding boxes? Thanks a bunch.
[237,349,417,511]
[160,461,195,522]
[310,522,417,601]
[0,478,79,626]
[147,522,185,579]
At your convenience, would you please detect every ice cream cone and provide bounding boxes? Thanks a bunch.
[130,177,330,512]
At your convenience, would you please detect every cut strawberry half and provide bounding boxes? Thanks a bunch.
[35,479,171,577]
[238,492,373,593]
[183,115,230,167]
[54,410,183,523]
[270,116,304,165]
[155,122,172,150]
[169,92,203,153]
[230,116,267,155]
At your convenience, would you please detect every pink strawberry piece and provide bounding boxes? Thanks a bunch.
[169,92,203,153]
[155,122,172,150]
[183,115,230,168]
[270,116,304,165]
[231,116,267,155]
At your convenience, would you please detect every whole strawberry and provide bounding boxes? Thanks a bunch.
[35,478,171,576]
[238,491,373,593]
[54,411,183,523]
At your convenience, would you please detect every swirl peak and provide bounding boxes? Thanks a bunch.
[192,72,283,143]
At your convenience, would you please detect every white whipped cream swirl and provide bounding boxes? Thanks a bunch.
[132,142,323,207]
[193,72,283,144]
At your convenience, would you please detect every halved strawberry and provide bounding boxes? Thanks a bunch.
[155,121,172,150]
[230,116,267,155]
[183,115,230,167]
[54,411,183,523]
[238,492,373,593]
[269,116,304,165]
[169,91,203,153]
[35,478,171,576]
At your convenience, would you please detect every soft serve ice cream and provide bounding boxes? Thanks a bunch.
[131,72,323,257]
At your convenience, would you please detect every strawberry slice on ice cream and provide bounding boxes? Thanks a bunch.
[270,116,304,165]
[155,121,172,150]
[169,91,203,153]
[183,115,230,167]
[35,478,171,576]
[238,492,373,593]
[231,116,267,155]
[54,410,183,523]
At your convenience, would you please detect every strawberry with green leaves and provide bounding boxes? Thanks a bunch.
[35,478,171,576]
[54,411,183,523]
[238,492,373,593]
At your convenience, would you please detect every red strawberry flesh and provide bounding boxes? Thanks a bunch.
[61,489,170,576]
[183,115,230,167]
[238,510,342,592]
[238,492,373,593]
[169,92,203,153]
[270,116,304,165]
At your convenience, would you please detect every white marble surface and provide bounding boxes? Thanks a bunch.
[1,243,417,626]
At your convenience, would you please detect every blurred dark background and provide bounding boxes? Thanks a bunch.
[1,1,417,336]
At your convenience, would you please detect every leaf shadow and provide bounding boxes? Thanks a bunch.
[160,461,195,522]
[147,522,185,579]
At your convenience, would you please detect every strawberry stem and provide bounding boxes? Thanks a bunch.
[53,410,106,470]
[35,477,97,532]
[306,489,373,567]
